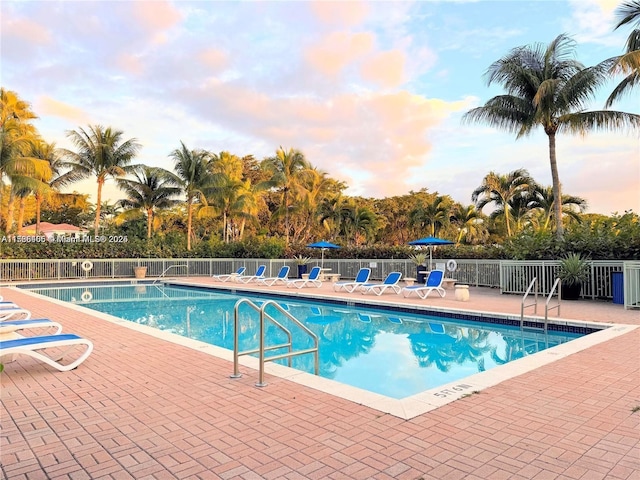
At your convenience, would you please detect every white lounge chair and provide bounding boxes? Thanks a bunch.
[212,266,246,282]
[256,266,290,286]
[333,268,371,293]
[0,301,20,309]
[0,307,32,321]
[287,266,322,288]
[402,269,446,299]
[360,272,403,295]
[238,265,267,283]
[0,333,94,371]
[0,318,63,335]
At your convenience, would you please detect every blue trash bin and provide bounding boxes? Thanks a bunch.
[611,271,624,305]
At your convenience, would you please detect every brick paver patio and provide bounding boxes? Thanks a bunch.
[1,280,639,479]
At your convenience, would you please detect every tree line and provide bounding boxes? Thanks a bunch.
[1,1,638,256]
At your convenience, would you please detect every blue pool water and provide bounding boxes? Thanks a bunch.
[28,283,588,399]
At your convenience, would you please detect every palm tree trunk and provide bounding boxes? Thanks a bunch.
[16,197,25,234]
[95,179,103,236]
[35,193,42,234]
[6,190,15,233]
[187,200,193,251]
[547,132,564,238]
[239,218,246,239]
[223,211,228,243]
[147,208,153,239]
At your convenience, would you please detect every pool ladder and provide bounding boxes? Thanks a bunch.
[520,277,561,332]
[231,299,319,387]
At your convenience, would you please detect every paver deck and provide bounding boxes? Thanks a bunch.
[1,279,639,479]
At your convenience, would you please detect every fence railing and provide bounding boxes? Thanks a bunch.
[1,258,637,308]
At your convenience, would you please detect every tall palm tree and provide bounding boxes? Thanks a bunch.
[605,0,640,107]
[202,151,258,242]
[28,139,72,234]
[0,90,50,230]
[169,141,214,250]
[117,165,181,239]
[61,125,141,235]
[463,34,640,238]
[472,169,533,238]
[260,147,312,245]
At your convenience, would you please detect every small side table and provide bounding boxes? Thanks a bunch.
[454,285,470,302]
[404,278,416,287]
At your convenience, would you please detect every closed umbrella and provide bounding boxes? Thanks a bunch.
[408,236,454,270]
[307,240,340,268]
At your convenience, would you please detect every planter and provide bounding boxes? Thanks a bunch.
[416,265,427,284]
[297,264,308,279]
[134,266,147,279]
[561,282,582,300]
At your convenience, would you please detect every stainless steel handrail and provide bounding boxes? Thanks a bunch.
[520,277,538,329]
[151,264,188,284]
[544,278,562,332]
[231,299,319,387]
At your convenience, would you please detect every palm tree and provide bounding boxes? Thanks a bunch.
[605,0,640,107]
[117,165,181,239]
[62,125,141,235]
[528,185,587,232]
[28,139,73,234]
[0,90,50,230]
[409,195,451,237]
[260,147,312,245]
[202,151,260,242]
[472,169,533,238]
[450,204,488,245]
[0,88,37,128]
[343,204,378,246]
[463,34,640,238]
[169,142,214,250]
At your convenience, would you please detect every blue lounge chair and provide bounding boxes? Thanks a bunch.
[0,333,94,371]
[333,268,371,293]
[256,266,290,286]
[287,266,322,288]
[360,272,403,296]
[0,318,63,335]
[238,265,267,283]
[402,269,446,299]
[212,266,246,282]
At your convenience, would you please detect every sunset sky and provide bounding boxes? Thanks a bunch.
[2,0,638,215]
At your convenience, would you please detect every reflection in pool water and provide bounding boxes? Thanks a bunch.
[29,283,584,399]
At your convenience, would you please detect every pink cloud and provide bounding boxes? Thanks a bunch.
[309,1,369,27]
[131,0,182,33]
[305,32,374,76]
[115,53,144,76]
[1,14,51,44]
[198,48,229,73]
[36,96,90,125]
[361,50,406,88]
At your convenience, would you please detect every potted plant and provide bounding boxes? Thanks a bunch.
[134,261,147,279]
[409,253,428,284]
[558,253,589,300]
[294,255,311,278]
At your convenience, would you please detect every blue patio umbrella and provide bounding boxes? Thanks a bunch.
[307,240,340,267]
[408,236,454,270]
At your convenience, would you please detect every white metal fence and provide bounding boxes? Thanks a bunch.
[2,257,637,308]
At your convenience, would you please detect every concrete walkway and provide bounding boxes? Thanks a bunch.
[1,280,639,479]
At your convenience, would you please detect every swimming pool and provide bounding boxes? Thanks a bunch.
[27,282,590,400]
